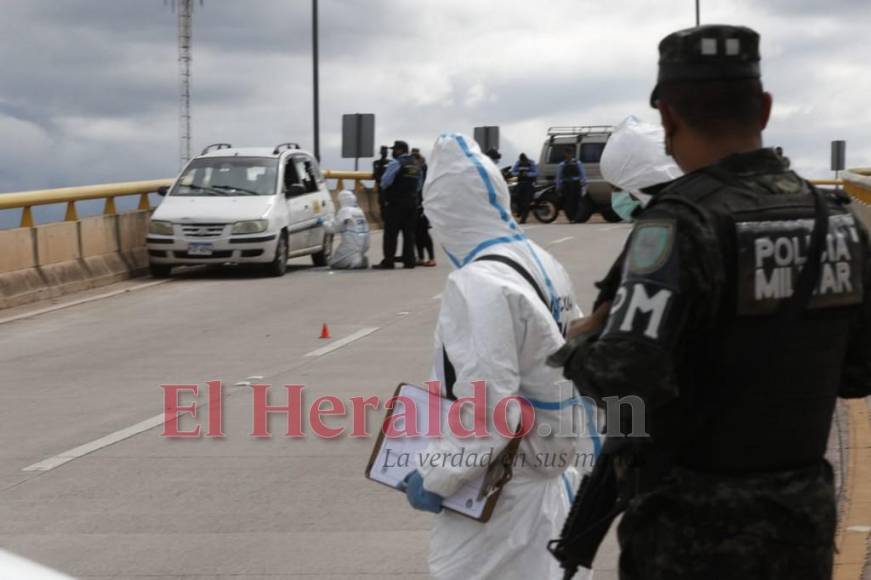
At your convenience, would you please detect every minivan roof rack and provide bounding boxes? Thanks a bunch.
[547,126,614,144]
[273,142,301,155]
[201,143,232,155]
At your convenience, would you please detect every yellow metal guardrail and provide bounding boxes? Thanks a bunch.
[0,179,174,228]
[0,170,855,229]
[0,170,376,228]
[843,168,871,205]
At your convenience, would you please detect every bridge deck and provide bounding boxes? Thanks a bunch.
[0,222,867,579]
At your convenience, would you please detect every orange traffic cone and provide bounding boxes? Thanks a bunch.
[319,323,331,339]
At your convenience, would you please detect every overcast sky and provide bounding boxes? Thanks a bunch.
[1,0,869,194]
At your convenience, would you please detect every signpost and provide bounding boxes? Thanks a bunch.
[473,126,499,154]
[342,113,376,170]
[831,140,846,181]
[312,0,320,161]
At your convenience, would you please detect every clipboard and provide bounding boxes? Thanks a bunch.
[365,383,521,523]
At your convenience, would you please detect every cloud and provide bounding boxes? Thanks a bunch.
[0,0,869,199]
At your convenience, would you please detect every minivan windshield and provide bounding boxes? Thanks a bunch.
[171,157,279,196]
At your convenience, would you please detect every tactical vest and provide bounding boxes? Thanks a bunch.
[517,159,535,183]
[373,158,389,185]
[562,160,581,180]
[650,168,865,474]
[385,155,421,206]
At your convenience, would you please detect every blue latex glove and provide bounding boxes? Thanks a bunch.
[399,470,444,513]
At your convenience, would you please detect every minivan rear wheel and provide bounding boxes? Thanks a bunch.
[312,233,333,267]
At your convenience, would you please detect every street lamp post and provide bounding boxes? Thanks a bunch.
[695,0,700,26]
[312,0,320,162]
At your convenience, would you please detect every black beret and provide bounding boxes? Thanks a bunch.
[650,24,760,107]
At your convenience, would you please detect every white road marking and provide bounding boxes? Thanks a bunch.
[549,236,574,246]
[304,326,380,357]
[848,525,871,533]
[600,224,629,231]
[432,293,443,300]
[0,279,171,326]
[23,413,168,472]
[24,378,258,472]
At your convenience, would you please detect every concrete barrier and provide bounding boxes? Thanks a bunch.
[0,210,151,310]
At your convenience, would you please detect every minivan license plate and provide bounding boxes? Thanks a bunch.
[188,242,213,256]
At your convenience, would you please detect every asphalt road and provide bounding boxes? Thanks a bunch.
[0,222,631,579]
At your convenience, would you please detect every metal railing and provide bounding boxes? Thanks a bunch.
[0,179,174,228]
[1,169,863,230]
[323,169,374,193]
[0,170,376,229]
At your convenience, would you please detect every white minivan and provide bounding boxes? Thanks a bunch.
[147,143,335,277]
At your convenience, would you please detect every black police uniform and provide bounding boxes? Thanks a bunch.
[414,159,435,262]
[560,159,583,223]
[381,153,420,268]
[553,25,871,580]
[373,154,391,218]
[514,157,536,223]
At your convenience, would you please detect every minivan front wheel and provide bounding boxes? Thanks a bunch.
[149,263,172,278]
[266,233,289,277]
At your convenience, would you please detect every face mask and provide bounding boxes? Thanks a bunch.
[611,191,641,222]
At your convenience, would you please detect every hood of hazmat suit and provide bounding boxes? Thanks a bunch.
[600,115,683,208]
[418,133,598,580]
[328,190,370,269]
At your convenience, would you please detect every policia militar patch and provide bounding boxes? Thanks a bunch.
[601,219,681,344]
[628,221,676,275]
[736,213,864,315]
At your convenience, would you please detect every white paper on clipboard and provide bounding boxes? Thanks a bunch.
[367,384,491,520]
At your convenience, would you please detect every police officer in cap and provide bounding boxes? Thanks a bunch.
[375,140,422,269]
[550,24,871,579]
[556,150,587,223]
[373,145,391,220]
[511,152,539,223]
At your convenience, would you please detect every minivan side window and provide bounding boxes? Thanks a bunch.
[291,156,319,193]
[547,144,575,164]
[579,142,607,164]
[283,158,305,196]
[306,158,324,185]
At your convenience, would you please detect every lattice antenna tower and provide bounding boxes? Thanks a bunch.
[166,0,203,168]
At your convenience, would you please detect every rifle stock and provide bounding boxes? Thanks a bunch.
[548,452,624,579]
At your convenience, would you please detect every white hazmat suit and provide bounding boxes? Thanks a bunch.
[328,190,370,269]
[600,115,683,204]
[418,133,599,580]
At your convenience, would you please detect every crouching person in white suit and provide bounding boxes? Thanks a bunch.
[329,190,370,269]
[401,133,600,580]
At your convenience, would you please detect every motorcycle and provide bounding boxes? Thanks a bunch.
[509,183,562,224]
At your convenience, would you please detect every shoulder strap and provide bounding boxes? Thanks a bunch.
[474,254,549,309]
[442,254,550,401]
[779,184,830,321]
[443,347,458,401]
